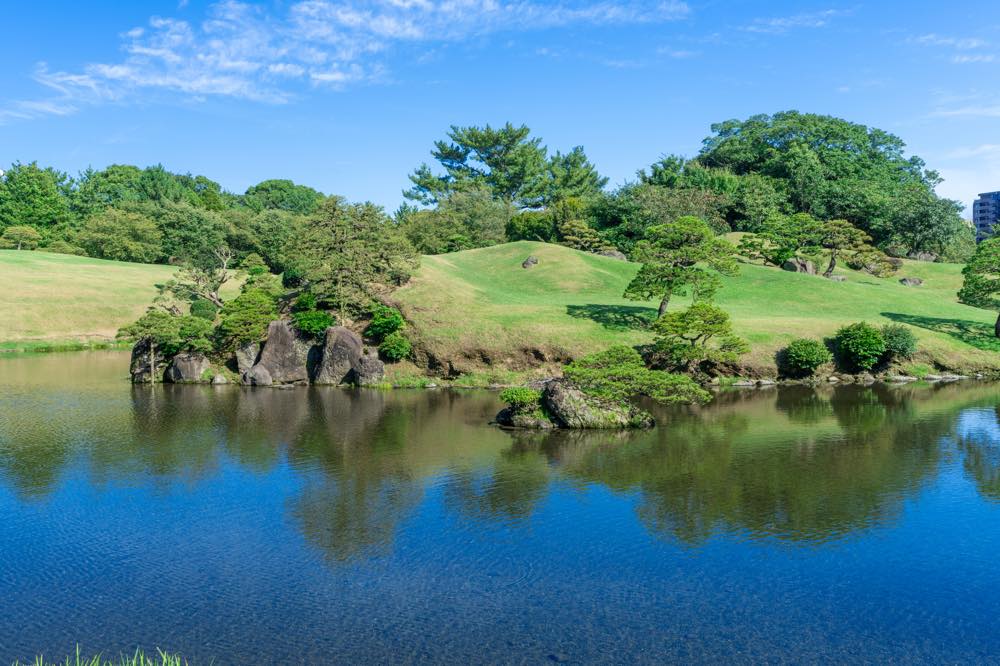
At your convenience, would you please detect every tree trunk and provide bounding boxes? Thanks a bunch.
[994,312,1000,339]
[824,253,837,278]
[658,293,671,318]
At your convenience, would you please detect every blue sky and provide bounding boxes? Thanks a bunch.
[2,0,999,213]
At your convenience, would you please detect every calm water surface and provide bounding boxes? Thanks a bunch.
[2,352,1000,663]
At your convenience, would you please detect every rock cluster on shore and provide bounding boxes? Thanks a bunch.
[130,320,385,387]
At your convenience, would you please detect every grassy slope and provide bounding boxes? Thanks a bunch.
[395,240,1000,374]
[0,250,177,349]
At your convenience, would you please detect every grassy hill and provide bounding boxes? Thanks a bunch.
[0,250,178,351]
[394,241,1000,375]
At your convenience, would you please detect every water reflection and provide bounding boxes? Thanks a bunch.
[2,353,1000,561]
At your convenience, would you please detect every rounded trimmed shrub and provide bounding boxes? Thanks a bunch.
[189,298,218,321]
[881,323,917,360]
[834,322,886,371]
[781,338,832,377]
[291,309,333,337]
[378,331,412,362]
[499,387,542,409]
[292,292,318,312]
[366,304,405,339]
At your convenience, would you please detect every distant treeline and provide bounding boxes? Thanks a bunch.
[0,111,974,271]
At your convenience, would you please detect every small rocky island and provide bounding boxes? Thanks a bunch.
[130,320,385,387]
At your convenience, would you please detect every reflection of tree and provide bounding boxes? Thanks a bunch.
[442,446,551,525]
[557,386,955,546]
[956,406,1000,502]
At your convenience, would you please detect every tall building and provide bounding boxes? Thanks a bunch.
[973,192,1000,242]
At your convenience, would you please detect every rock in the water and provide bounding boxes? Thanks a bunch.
[129,339,167,384]
[542,379,653,429]
[522,256,539,269]
[211,374,229,385]
[235,342,260,375]
[313,326,363,385]
[246,320,312,385]
[826,275,847,282]
[924,374,942,381]
[354,353,385,386]
[886,375,917,383]
[732,380,756,387]
[164,352,211,383]
[899,277,923,287]
[243,364,273,386]
[782,258,816,274]
[495,406,556,429]
[597,249,627,261]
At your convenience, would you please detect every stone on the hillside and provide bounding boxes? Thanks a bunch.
[899,277,923,287]
[782,258,816,274]
[597,249,627,261]
[826,275,847,282]
[908,251,938,262]
[246,320,311,385]
[164,352,211,383]
[522,256,539,269]
[541,379,653,429]
[354,353,385,386]
[313,326,363,385]
[129,339,168,384]
[235,342,260,375]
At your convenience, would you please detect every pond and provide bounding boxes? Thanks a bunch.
[2,352,1000,663]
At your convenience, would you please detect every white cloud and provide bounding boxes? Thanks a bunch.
[932,105,1000,118]
[912,34,988,50]
[951,54,995,64]
[741,9,844,34]
[1,0,691,123]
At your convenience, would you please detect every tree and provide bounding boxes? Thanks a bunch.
[243,179,325,215]
[0,162,70,233]
[652,302,749,370]
[563,346,711,405]
[624,216,738,316]
[400,187,510,254]
[958,238,1000,337]
[216,288,279,351]
[77,209,162,262]
[135,201,228,269]
[156,246,234,310]
[406,123,548,208]
[544,146,608,205]
[818,219,873,277]
[294,198,418,321]
[117,311,213,380]
[0,225,42,250]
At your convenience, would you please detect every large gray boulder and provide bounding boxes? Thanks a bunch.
[164,352,211,383]
[597,249,628,261]
[541,379,653,429]
[245,320,312,385]
[908,251,938,262]
[782,258,816,275]
[312,326,363,385]
[899,277,923,287]
[235,342,260,375]
[495,406,556,429]
[243,365,273,386]
[354,353,386,386]
[522,256,539,269]
[129,339,167,384]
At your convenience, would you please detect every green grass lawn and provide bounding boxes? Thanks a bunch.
[394,240,1000,374]
[0,250,179,350]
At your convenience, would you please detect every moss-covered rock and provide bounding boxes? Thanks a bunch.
[542,379,654,429]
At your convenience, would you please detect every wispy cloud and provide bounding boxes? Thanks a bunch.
[656,46,699,58]
[741,9,845,35]
[1,0,691,124]
[909,33,995,64]
[933,105,1000,118]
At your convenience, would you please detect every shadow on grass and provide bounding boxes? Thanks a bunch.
[882,312,1000,352]
[566,304,657,331]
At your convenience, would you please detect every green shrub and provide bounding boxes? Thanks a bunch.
[190,298,218,321]
[833,322,886,371]
[293,291,318,312]
[240,252,269,276]
[292,309,333,337]
[378,330,412,362]
[216,288,278,351]
[43,239,86,256]
[366,303,406,339]
[881,324,917,360]
[499,387,542,409]
[564,345,711,405]
[781,338,832,377]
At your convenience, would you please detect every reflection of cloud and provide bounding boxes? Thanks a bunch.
[956,408,1000,442]
[1,0,690,124]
